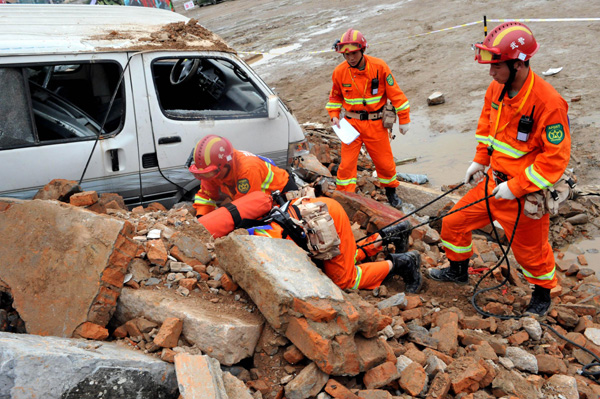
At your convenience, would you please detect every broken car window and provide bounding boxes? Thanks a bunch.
[0,61,125,149]
[152,57,268,119]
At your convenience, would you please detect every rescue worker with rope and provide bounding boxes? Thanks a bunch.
[429,22,571,319]
[189,135,298,217]
[253,194,422,293]
[326,29,410,208]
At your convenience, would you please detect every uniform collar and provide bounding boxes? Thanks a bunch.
[504,68,533,105]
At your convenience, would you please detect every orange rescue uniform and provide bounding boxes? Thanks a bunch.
[441,69,570,289]
[254,197,390,290]
[193,150,291,216]
[326,54,410,192]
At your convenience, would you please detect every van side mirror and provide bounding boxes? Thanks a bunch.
[267,95,279,120]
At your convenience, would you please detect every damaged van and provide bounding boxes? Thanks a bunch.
[0,5,308,207]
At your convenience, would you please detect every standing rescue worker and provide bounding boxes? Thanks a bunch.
[189,135,297,217]
[254,196,421,293]
[326,29,410,208]
[429,22,570,319]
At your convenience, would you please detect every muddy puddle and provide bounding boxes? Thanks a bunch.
[561,236,600,274]
[391,107,477,189]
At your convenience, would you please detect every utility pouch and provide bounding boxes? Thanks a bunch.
[382,101,396,129]
[285,186,316,201]
[295,199,341,260]
[523,170,577,219]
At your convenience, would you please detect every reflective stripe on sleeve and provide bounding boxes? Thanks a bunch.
[525,164,553,190]
[261,162,274,192]
[378,175,397,185]
[396,100,409,112]
[441,239,473,253]
[194,195,216,207]
[326,102,343,110]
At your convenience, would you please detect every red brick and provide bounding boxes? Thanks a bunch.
[147,202,167,212]
[325,379,360,399]
[108,247,134,271]
[578,254,589,266]
[113,324,128,338]
[364,361,400,389]
[101,267,125,288]
[170,246,204,268]
[161,348,176,363]
[285,317,334,374]
[70,191,98,207]
[124,319,143,338]
[247,379,269,395]
[0,201,12,212]
[154,317,183,348]
[292,298,337,322]
[146,239,168,266]
[73,322,109,340]
[334,334,360,375]
[404,347,427,366]
[536,354,567,375]
[400,308,422,321]
[399,362,427,396]
[423,348,454,365]
[94,285,119,307]
[283,345,304,364]
[179,278,197,291]
[356,335,390,371]
[403,295,422,310]
[460,316,496,331]
[447,356,488,394]
[220,274,238,292]
[426,372,451,399]
[508,330,529,345]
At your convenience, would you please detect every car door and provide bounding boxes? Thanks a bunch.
[0,53,141,204]
[136,51,290,204]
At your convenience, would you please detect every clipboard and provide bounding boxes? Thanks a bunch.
[332,118,360,145]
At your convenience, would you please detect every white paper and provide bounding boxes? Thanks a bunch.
[183,1,195,10]
[542,67,563,76]
[332,118,360,145]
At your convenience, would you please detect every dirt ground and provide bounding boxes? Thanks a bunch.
[184,0,600,189]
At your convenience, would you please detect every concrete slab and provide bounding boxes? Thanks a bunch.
[115,288,263,365]
[0,331,177,399]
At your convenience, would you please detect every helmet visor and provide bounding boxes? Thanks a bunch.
[189,164,220,180]
[335,42,363,53]
[474,43,502,64]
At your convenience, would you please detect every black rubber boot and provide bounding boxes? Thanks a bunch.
[380,220,411,253]
[386,250,422,293]
[524,285,552,320]
[385,187,402,208]
[428,260,469,285]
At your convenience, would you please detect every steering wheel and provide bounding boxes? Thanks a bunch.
[170,59,200,86]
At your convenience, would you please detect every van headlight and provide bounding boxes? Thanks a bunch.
[288,139,310,165]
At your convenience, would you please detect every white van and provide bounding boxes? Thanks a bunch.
[0,5,308,207]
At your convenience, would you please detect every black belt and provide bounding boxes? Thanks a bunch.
[345,109,383,121]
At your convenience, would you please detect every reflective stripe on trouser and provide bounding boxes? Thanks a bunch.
[319,197,391,290]
[336,118,399,192]
[440,173,557,289]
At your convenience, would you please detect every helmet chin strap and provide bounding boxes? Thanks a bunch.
[498,60,517,102]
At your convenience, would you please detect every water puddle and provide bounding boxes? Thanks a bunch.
[391,108,477,188]
[560,236,600,274]
[251,43,302,67]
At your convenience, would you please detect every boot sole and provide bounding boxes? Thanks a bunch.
[522,303,553,322]
[427,270,469,285]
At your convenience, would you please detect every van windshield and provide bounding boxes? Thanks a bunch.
[152,57,268,119]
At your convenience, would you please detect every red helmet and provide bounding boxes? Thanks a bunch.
[474,21,539,64]
[335,29,367,53]
[188,135,233,180]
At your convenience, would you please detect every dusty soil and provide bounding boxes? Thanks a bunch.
[185,0,600,189]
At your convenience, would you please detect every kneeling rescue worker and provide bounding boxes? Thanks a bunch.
[429,22,571,319]
[188,135,298,217]
[254,193,422,293]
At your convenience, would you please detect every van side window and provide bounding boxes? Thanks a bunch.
[152,57,268,119]
[0,61,125,150]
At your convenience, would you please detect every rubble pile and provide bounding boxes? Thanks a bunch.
[1,149,600,398]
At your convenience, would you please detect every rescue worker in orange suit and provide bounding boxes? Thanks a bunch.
[429,22,570,319]
[254,196,422,293]
[188,135,297,217]
[326,29,410,208]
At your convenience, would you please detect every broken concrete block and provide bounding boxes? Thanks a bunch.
[505,347,538,374]
[0,198,136,337]
[169,231,213,266]
[32,178,81,201]
[115,287,263,365]
[174,353,228,398]
[491,368,543,398]
[0,331,177,399]
[427,91,445,106]
[223,372,253,399]
[395,182,461,217]
[543,374,578,399]
[215,235,390,376]
[284,362,329,399]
